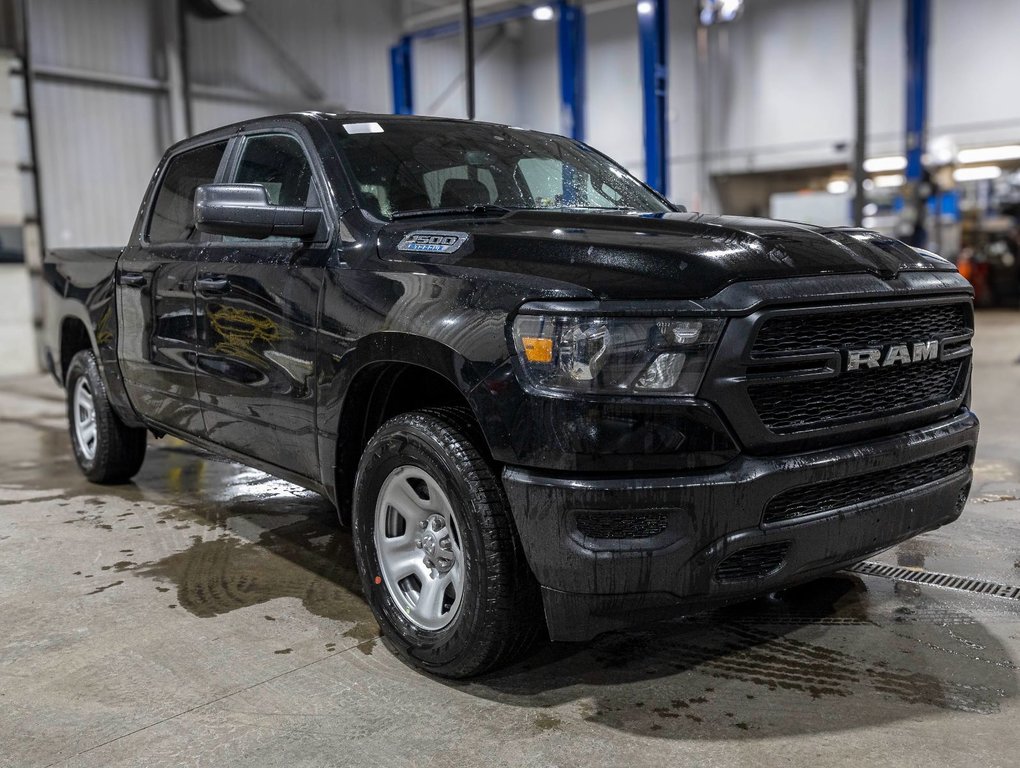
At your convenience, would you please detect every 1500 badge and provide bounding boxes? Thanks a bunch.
[397,231,469,254]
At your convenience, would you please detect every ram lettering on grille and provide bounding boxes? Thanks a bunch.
[845,340,940,371]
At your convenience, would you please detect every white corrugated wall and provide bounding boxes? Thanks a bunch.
[26,0,401,248]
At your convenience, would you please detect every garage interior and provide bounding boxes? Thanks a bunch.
[2,1,1020,766]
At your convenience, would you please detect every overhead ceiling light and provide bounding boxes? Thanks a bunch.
[874,174,905,188]
[953,165,1002,182]
[531,4,554,21]
[699,0,743,24]
[863,156,907,173]
[956,145,1020,164]
[826,179,850,195]
[637,1,655,15]
[718,0,744,22]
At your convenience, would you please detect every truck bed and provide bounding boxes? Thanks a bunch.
[42,248,123,382]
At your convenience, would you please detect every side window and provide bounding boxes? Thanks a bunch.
[147,141,227,244]
[234,134,314,207]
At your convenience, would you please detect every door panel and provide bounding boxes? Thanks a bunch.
[193,133,325,478]
[117,140,228,434]
[117,250,202,432]
[194,249,322,477]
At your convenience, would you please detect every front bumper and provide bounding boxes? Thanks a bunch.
[501,409,978,641]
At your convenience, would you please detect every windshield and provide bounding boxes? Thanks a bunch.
[329,119,672,219]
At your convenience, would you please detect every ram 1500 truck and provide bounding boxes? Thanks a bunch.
[43,112,978,677]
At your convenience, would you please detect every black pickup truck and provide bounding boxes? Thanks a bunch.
[43,112,978,677]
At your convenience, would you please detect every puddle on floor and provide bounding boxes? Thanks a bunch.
[4,379,1020,741]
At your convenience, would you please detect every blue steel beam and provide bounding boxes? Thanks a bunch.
[638,0,669,196]
[904,0,930,245]
[390,35,414,115]
[558,0,586,142]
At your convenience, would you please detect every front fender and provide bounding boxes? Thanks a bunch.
[315,331,512,499]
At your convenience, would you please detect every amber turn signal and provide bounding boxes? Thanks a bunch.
[521,337,553,363]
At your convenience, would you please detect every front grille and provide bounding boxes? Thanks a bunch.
[763,446,971,524]
[749,358,965,433]
[743,301,971,435]
[575,511,669,540]
[752,303,968,357]
[716,542,791,582]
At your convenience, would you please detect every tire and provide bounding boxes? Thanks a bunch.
[65,350,147,484]
[352,407,542,678]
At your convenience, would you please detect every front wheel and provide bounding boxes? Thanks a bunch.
[352,408,542,678]
[65,350,147,483]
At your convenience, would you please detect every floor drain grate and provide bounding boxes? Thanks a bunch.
[849,560,1020,601]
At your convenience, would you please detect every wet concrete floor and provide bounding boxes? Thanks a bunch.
[3,312,1020,767]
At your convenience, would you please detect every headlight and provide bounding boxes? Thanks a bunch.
[512,313,724,396]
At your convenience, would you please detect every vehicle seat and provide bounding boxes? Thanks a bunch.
[361,192,384,218]
[440,178,491,208]
[389,189,433,214]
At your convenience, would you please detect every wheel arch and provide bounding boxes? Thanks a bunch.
[58,315,96,383]
[322,334,508,524]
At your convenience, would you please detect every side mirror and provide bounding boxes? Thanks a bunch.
[672,202,688,213]
[194,184,323,240]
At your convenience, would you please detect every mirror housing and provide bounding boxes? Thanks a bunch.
[194,183,323,240]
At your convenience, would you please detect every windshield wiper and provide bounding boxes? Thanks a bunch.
[391,204,515,220]
[556,205,635,212]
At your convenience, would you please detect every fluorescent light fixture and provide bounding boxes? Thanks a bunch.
[863,156,907,173]
[826,179,850,195]
[953,165,1002,182]
[874,174,905,188]
[956,145,1020,164]
[531,5,554,21]
[719,0,744,22]
[637,1,654,15]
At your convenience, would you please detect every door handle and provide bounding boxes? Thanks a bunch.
[196,276,231,295]
[119,272,147,287]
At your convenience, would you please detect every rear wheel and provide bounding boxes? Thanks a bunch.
[352,407,542,678]
[65,350,147,483]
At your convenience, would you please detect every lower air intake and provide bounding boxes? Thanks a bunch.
[715,542,791,582]
[575,511,669,540]
[763,447,971,525]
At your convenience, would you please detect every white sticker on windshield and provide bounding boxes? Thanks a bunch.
[343,122,384,134]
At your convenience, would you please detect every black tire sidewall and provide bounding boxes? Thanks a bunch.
[65,351,104,479]
[65,349,145,484]
[353,418,491,672]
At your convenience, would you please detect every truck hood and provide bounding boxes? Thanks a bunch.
[378,210,956,300]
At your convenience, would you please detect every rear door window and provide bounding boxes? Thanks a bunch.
[147,141,228,244]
